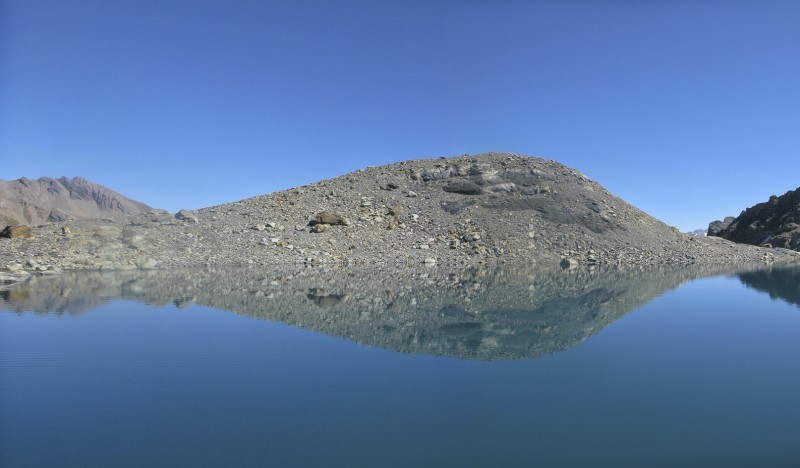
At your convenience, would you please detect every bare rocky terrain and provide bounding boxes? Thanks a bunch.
[0,176,152,228]
[1,153,799,276]
[709,186,800,251]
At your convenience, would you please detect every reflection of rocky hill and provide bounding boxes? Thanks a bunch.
[737,265,800,308]
[0,264,772,359]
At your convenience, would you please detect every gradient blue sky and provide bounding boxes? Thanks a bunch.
[1,0,798,230]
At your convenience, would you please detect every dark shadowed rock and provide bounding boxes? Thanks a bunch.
[708,188,800,250]
[708,217,734,237]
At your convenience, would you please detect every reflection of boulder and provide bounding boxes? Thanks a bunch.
[737,266,800,308]
[0,263,775,360]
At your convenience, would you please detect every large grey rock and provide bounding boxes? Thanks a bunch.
[175,209,199,223]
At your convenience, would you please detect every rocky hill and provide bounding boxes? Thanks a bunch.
[708,187,800,250]
[1,153,798,272]
[0,176,152,228]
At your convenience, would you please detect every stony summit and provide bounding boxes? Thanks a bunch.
[2,153,799,279]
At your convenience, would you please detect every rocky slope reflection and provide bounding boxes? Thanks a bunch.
[0,264,775,359]
[737,265,800,308]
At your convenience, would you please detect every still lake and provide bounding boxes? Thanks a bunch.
[2,264,800,467]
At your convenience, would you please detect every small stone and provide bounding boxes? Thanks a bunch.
[560,258,579,269]
[422,257,437,265]
[407,191,418,198]
[463,233,477,242]
[254,224,266,231]
[311,224,330,233]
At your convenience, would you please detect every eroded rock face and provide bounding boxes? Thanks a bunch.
[708,188,800,251]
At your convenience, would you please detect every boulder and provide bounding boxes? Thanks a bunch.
[1,225,33,239]
[311,212,349,226]
[175,209,199,223]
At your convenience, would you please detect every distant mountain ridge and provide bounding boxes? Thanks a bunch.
[0,176,152,228]
[708,186,800,251]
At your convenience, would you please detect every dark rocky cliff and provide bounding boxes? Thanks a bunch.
[708,187,800,250]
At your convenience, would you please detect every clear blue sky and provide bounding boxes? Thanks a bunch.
[1,0,798,230]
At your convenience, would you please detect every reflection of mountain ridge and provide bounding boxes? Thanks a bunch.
[0,264,778,360]
[737,265,800,308]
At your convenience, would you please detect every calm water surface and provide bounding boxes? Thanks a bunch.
[2,265,800,467]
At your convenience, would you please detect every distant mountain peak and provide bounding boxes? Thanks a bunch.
[0,176,153,227]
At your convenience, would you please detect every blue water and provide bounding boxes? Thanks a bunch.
[2,271,800,467]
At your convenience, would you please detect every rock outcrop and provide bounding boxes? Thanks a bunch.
[2,153,799,271]
[0,176,153,228]
[708,187,800,251]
